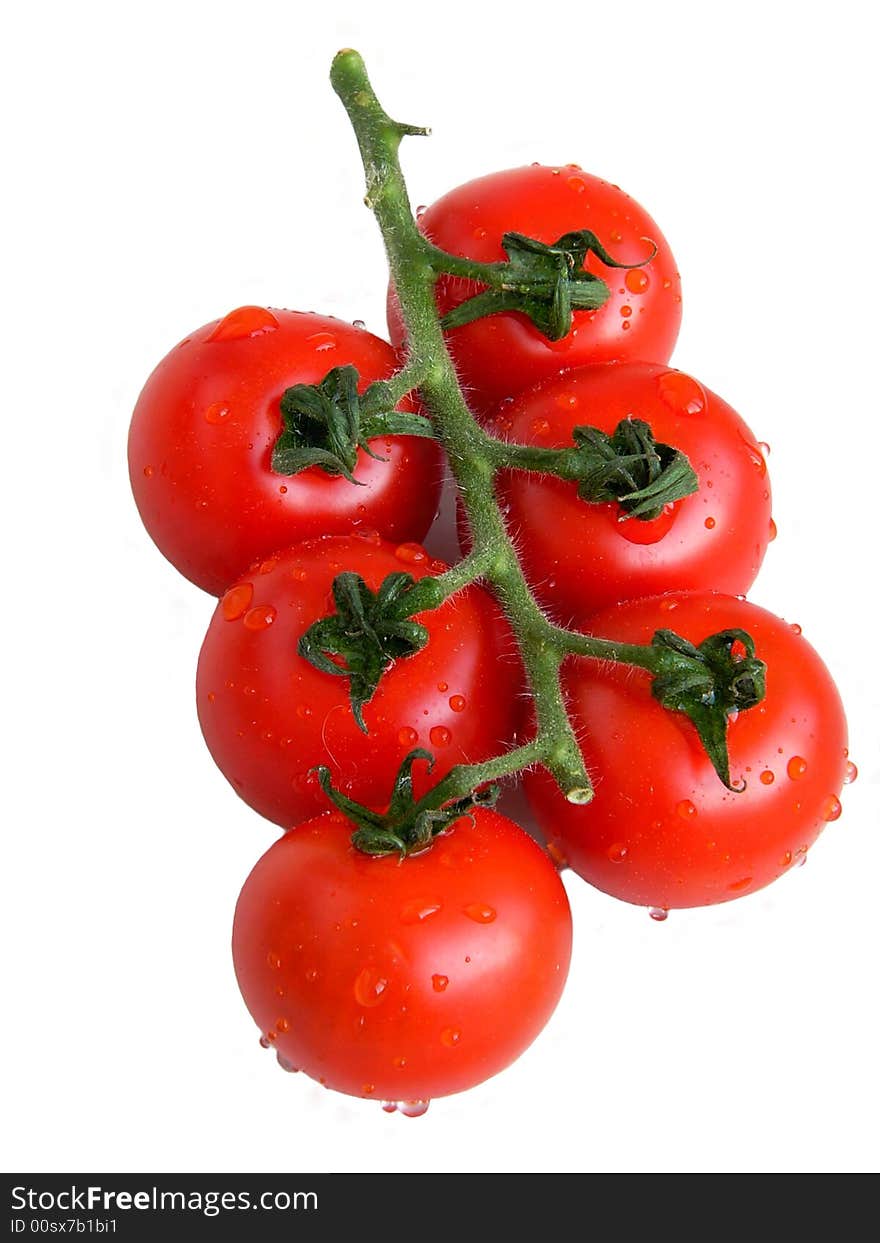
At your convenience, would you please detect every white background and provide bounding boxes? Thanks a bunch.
[3,0,878,1175]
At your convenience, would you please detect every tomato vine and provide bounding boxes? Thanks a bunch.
[324,48,762,810]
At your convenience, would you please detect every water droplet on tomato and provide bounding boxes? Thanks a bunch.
[738,431,768,475]
[449,694,466,712]
[392,1055,407,1068]
[266,950,282,970]
[567,175,587,192]
[844,760,859,785]
[648,907,669,922]
[415,205,426,218]
[472,226,488,241]
[625,269,650,294]
[276,1017,290,1033]
[619,304,632,318]
[441,1027,462,1048]
[381,1102,398,1113]
[259,1035,271,1049]
[397,1100,430,1118]
[432,974,449,992]
[728,877,753,892]
[307,331,337,352]
[822,794,842,822]
[430,725,452,747]
[759,442,771,456]
[352,318,366,329]
[142,464,154,478]
[657,370,706,415]
[398,726,419,746]
[789,622,802,635]
[768,517,778,541]
[400,900,442,924]
[276,1053,299,1072]
[704,516,716,529]
[221,582,254,621]
[437,681,449,693]
[607,842,628,863]
[555,391,578,409]
[395,542,428,564]
[354,966,389,1008]
[676,799,697,819]
[243,604,277,631]
[787,756,808,781]
[204,401,232,424]
[780,850,793,868]
[463,903,496,923]
[617,502,677,544]
[760,770,775,785]
[530,418,551,436]
[207,306,279,342]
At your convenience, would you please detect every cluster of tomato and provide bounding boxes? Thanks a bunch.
[129,164,851,1114]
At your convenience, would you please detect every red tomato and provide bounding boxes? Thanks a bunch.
[232,807,572,1104]
[481,362,773,619]
[128,307,443,595]
[196,534,523,828]
[388,165,682,416]
[524,592,849,911]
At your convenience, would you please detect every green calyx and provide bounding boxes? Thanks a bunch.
[650,628,767,789]
[441,230,657,341]
[571,418,698,520]
[298,571,438,731]
[314,750,500,857]
[494,417,699,519]
[271,364,434,482]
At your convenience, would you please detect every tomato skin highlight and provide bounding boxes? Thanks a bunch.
[232,808,573,1101]
[388,165,682,416]
[196,535,523,828]
[128,308,443,595]
[481,361,773,619]
[524,592,848,910]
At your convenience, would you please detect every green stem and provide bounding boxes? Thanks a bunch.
[412,739,547,811]
[329,50,761,814]
[394,546,495,617]
[331,49,592,803]
[484,439,586,478]
[369,358,431,409]
[550,627,671,672]
[421,241,508,284]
